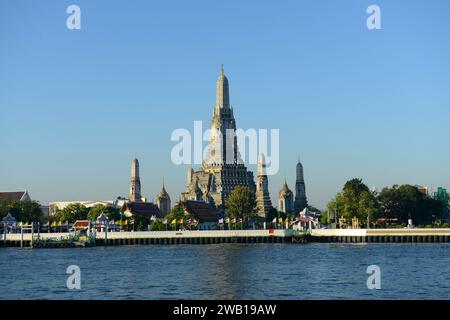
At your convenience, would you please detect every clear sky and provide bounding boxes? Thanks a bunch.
[1,0,449,209]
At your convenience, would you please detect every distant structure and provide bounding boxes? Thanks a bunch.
[122,202,162,219]
[415,185,429,196]
[178,200,219,230]
[129,157,142,202]
[154,183,171,216]
[0,191,31,202]
[294,160,308,213]
[278,180,294,214]
[182,66,256,208]
[255,154,272,218]
[434,187,449,217]
[49,199,126,216]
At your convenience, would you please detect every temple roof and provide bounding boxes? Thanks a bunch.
[279,180,293,197]
[179,200,218,223]
[156,184,170,200]
[123,202,163,218]
[0,191,30,202]
[215,65,230,109]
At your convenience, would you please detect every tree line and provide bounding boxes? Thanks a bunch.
[323,178,448,227]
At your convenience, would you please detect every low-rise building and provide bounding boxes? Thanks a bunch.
[49,199,126,216]
[178,200,219,230]
[122,202,163,219]
[0,191,31,202]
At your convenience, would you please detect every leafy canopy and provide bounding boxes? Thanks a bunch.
[226,186,256,219]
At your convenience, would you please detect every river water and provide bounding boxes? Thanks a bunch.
[1,243,450,300]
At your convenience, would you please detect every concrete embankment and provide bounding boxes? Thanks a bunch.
[310,228,450,243]
[0,229,302,247]
[3,228,450,247]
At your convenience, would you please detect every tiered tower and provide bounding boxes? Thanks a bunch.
[255,154,272,217]
[182,66,255,208]
[294,160,308,213]
[129,157,142,202]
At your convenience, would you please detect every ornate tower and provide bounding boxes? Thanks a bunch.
[182,66,255,209]
[204,65,239,165]
[129,157,142,202]
[278,180,294,214]
[294,160,308,213]
[255,154,272,218]
[154,182,171,215]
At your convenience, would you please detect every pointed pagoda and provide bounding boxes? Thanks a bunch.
[255,153,272,218]
[294,159,308,213]
[278,179,294,214]
[129,157,142,202]
[154,180,171,216]
[181,66,256,209]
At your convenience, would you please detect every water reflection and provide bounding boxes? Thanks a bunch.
[2,243,450,299]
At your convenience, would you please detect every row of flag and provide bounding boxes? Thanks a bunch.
[219,217,243,224]
[165,218,191,225]
[217,217,291,224]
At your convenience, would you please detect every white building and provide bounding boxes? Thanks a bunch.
[48,199,126,216]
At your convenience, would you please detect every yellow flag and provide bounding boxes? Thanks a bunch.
[57,221,62,227]
[232,218,236,224]
[124,220,128,225]
[178,218,184,224]
[50,221,56,227]
[116,220,122,226]
[171,219,177,225]
[278,217,283,223]
[18,222,22,227]
[225,217,230,224]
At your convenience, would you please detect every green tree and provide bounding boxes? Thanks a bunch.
[226,186,256,221]
[150,219,165,231]
[164,205,194,229]
[132,215,150,231]
[319,210,332,225]
[87,204,121,222]
[0,200,44,222]
[56,203,88,223]
[327,178,378,225]
[165,205,186,221]
[378,185,446,224]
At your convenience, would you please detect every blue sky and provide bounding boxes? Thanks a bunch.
[1,0,449,209]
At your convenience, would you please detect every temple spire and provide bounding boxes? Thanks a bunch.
[129,157,142,202]
[215,65,230,109]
